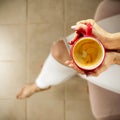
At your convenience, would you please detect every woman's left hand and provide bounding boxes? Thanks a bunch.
[65,52,115,76]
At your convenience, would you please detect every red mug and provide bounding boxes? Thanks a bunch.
[69,24,105,73]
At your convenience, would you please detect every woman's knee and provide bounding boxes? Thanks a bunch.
[51,40,71,64]
[95,0,120,21]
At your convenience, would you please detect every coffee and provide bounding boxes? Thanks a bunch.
[72,37,105,70]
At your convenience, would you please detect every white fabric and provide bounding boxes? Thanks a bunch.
[36,14,120,93]
[79,15,120,94]
[35,54,77,89]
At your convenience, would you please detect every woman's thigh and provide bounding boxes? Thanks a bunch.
[88,82,120,120]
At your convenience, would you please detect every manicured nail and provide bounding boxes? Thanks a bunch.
[69,64,74,67]
[65,61,69,64]
[71,25,76,30]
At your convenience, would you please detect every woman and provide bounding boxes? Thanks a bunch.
[17,0,120,119]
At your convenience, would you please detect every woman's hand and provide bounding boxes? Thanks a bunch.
[67,19,119,76]
[65,52,116,76]
[71,19,113,49]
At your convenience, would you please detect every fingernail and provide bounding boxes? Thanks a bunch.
[65,61,69,64]
[71,25,76,30]
[69,64,73,67]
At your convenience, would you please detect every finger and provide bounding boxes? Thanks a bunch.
[74,67,85,74]
[71,62,85,74]
[77,19,95,26]
[65,60,85,74]
[91,65,107,77]
[71,23,87,31]
[65,60,73,65]
[65,60,76,68]
[89,72,99,77]
[67,62,75,68]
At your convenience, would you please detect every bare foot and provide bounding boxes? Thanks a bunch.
[17,64,43,99]
[16,82,41,99]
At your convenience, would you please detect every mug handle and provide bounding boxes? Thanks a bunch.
[86,23,92,36]
[69,23,93,45]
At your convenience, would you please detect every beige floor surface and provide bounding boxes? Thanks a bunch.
[0,0,101,119]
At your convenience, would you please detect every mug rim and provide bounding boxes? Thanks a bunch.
[71,37,105,70]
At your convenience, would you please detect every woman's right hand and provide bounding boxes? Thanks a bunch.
[71,19,113,50]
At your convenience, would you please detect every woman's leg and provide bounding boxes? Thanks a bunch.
[51,40,72,65]
[94,0,120,21]
[17,37,77,99]
[88,82,120,120]
[88,0,120,120]
[35,39,77,89]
